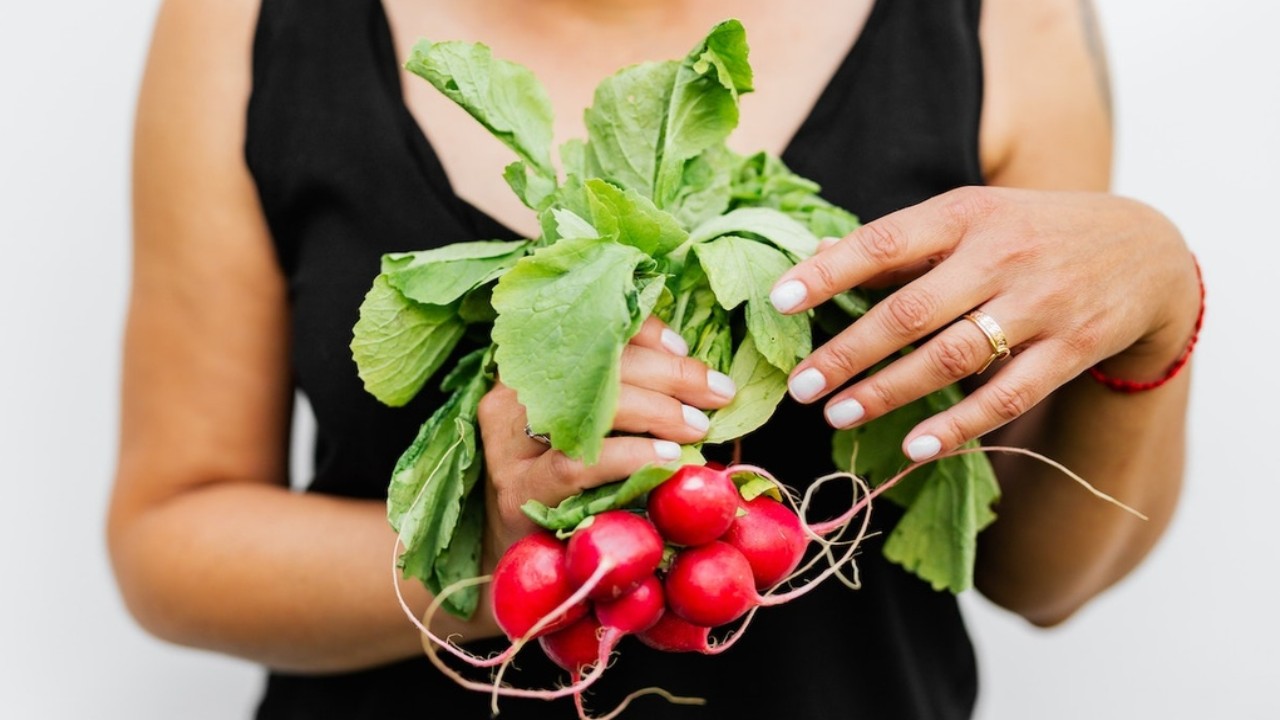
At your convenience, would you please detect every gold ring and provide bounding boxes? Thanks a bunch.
[963,310,1012,374]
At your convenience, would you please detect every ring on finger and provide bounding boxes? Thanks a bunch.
[962,310,1012,374]
[523,423,552,446]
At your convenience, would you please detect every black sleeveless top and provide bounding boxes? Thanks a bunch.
[246,1,985,717]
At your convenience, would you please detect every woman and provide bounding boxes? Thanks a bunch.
[108,0,1197,717]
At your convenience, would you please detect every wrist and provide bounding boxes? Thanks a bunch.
[1091,250,1202,390]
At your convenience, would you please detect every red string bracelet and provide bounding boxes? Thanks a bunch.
[1087,255,1204,393]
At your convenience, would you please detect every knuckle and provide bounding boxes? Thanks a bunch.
[818,346,862,382]
[673,356,706,391]
[866,379,900,412]
[881,288,937,337]
[931,334,980,381]
[942,186,1000,226]
[545,452,583,483]
[983,382,1035,424]
[858,220,907,264]
[1062,323,1104,362]
[810,256,843,296]
[939,412,972,449]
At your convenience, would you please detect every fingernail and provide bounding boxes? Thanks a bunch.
[769,280,807,313]
[788,367,826,403]
[654,440,682,461]
[661,328,689,356]
[906,435,942,462]
[707,370,737,399]
[682,404,710,433]
[825,399,865,428]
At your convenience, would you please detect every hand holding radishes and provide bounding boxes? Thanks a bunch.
[477,316,733,557]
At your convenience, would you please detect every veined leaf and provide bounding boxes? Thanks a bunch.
[406,39,555,178]
[382,240,529,307]
[351,275,465,407]
[584,61,680,199]
[388,348,492,615]
[689,206,821,260]
[584,179,689,257]
[692,236,810,371]
[491,237,654,462]
[704,334,789,443]
[503,161,556,211]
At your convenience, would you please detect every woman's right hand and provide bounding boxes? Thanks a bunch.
[476,316,738,557]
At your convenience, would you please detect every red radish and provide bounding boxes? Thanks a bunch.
[491,532,588,639]
[595,575,664,635]
[635,612,712,653]
[566,511,664,600]
[721,496,808,590]
[539,615,604,673]
[646,464,740,546]
[664,541,756,627]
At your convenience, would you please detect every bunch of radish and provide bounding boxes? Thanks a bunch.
[404,462,876,719]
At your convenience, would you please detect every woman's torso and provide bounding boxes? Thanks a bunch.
[246,0,985,717]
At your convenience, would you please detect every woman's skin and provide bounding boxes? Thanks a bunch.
[108,0,1195,673]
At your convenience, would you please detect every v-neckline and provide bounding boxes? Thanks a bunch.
[374,0,887,241]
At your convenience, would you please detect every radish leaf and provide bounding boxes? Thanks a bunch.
[704,334,788,443]
[382,240,529,307]
[351,275,465,407]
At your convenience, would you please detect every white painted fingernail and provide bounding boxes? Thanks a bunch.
[769,280,807,313]
[682,404,710,433]
[707,370,737,399]
[906,435,942,462]
[661,328,689,356]
[654,440,682,461]
[825,399,865,428]
[788,368,826,403]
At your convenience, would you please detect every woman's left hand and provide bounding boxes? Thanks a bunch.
[769,186,1200,462]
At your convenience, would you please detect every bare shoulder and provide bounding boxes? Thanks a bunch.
[978,0,1112,190]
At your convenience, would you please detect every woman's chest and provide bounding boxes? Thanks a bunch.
[381,0,876,238]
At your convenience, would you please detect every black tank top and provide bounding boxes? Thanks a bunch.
[246,1,985,717]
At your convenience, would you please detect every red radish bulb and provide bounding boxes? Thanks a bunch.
[491,532,588,639]
[721,496,809,590]
[646,464,740,546]
[566,511,664,600]
[539,615,604,673]
[636,612,712,653]
[665,542,757,627]
[595,575,664,634]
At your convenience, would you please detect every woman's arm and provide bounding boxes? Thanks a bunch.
[769,0,1195,626]
[972,0,1193,626]
[108,0,499,673]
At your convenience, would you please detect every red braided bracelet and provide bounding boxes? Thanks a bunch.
[1087,255,1204,393]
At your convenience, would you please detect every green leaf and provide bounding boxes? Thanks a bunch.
[503,161,557,211]
[351,275,466,406]
[584,61,680,199]
[704,334,788,443]
[669,145,737,230]
[406,39,555,178]
[832,383,1002,593]
[559,138,601,180]
[689,207,821,260]
[381,241,529,306]
[491,237,653,462]
[551,208,599,241]
[388,348,492,614]
[522,446,705,531]
[432,479,486,617]
[692,236,810,371]
[882,450,1000,593]
[733,473,783,502]
[584,179,689,257]
[653,20,753,207]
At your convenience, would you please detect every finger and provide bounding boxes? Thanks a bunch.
[613,384,710,444]
[620,344,737,408]
[529,436,684,504]
[821,302,1031,428]
[628,315,689,356]
[859,255,950,289]
[899,342,1078,462]
[770,187,996,314]
[786,262,992,403]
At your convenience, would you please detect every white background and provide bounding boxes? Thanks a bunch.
[1,1,1276,718]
